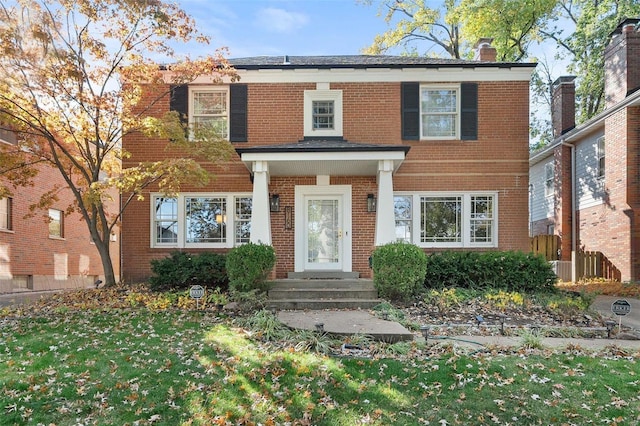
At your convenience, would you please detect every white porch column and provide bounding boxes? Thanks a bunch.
[250,161,272,244]
[375,160,396,245]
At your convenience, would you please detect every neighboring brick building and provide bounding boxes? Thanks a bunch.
[122,42,535,283]
[529,18,640,282]
[0,132,120,293]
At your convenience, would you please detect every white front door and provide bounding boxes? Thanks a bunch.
[305,196,342,270]
[295,185,352,272]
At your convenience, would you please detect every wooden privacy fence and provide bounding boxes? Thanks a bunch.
[530,235,621,280]
[529,234,560,261]
[576,250,621,281]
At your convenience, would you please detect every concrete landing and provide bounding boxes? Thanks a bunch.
[278,309,414,343]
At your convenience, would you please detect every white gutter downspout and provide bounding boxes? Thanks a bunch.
[561,141,577,282]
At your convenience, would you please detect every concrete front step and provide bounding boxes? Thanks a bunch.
[268,277,379,310]
[270,288,378,301]
[268,298,383,310]
[287,271,360,279]
[270,279,374,290]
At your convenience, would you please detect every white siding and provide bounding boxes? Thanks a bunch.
[575,133,606,210]
[529,158,554,222]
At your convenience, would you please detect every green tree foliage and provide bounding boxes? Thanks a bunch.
[540,0,640,123]
[0,0,237,286]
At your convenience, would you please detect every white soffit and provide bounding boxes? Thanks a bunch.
[240,151,406,177]
[203,66,535,85]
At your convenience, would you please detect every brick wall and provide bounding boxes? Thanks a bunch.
[576,106,640,282]
[122,79,531,282]
[0,163,120,292]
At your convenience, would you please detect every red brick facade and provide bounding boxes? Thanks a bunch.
[0,162,120,292]
[122,61,532,283]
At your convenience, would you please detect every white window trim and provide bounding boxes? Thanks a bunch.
[188,86,230,140]
[150,193,252,249]
[48,208,64,239]
[0,197,12,232]
[544,162,554,198]
[596,136,605,180]
[395,192,498,248]
[304,89,343,137]
[420,84,460,140]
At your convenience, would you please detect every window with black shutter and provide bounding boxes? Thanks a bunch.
[229,84,248,142]
[460,83,478,141]
[401,82,420,140]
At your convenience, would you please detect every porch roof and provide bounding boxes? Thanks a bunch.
[235,138,410,176]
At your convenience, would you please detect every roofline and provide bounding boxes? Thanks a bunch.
[529,87,640,165]
[231,62,536,71]
[236,144,411,155]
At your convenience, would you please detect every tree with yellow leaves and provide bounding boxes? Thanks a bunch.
[0,0,237,286]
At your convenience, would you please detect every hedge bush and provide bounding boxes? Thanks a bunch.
[423,251,557,293]
[226,242,276,293]
[149,251,227,291]
[371,242,427,302]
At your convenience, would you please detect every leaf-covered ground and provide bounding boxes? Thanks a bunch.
[1,284,639,425]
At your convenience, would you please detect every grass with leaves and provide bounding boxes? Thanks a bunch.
[1,296,639,425]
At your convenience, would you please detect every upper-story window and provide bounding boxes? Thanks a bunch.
[190,88,229,139]
[544,162,554,197]
[0,197,12,231]
[421,86,459,139]
[401,82,477,141]
[304,89,343,137]
[49,208,63,238]
[596,136,605,180]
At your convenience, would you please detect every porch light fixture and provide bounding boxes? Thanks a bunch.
[270,194,280,212]
[367,193,376,212]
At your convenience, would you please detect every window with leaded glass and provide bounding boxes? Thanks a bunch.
[235,197,252,244]
[394,195,412,242]
[470,196,494,244]
[420,196,462,243]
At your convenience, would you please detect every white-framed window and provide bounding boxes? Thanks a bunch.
[0,197,11,231]
[394,195,413,242]
[304,89,343,137]
[544,161,554,197]
[189,87,229,139]
[394,192,497,248]
[49,208,63,238]
[151,193,252,248]
[596,136,605,180]
[420,85,460,139]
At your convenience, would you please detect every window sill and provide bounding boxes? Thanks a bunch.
[49,236,65,241]
[0,228,15,234]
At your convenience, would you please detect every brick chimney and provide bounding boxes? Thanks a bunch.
[551,76,576,138]
[604,17,640,108]
[474,38,497,62]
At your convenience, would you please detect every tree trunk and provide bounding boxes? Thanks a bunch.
[94,238,117,286]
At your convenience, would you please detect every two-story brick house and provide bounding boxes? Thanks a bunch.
[529,18,640,282]
[0,130,121,292]
[122,42,535,283]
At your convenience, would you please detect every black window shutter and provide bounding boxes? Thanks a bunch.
[401,82,420,140]
[229,84,248,142]
[460,83,478,141]
[169,84,188,126]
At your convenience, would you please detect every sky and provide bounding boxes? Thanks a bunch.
[176,0,431,58]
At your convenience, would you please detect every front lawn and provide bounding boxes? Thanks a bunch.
[1,298,639,425]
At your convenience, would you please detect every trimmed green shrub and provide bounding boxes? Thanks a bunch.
[226,242,276,293]
[423,251,557,293]
[149,251,227,291]
[371,242,427,302]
